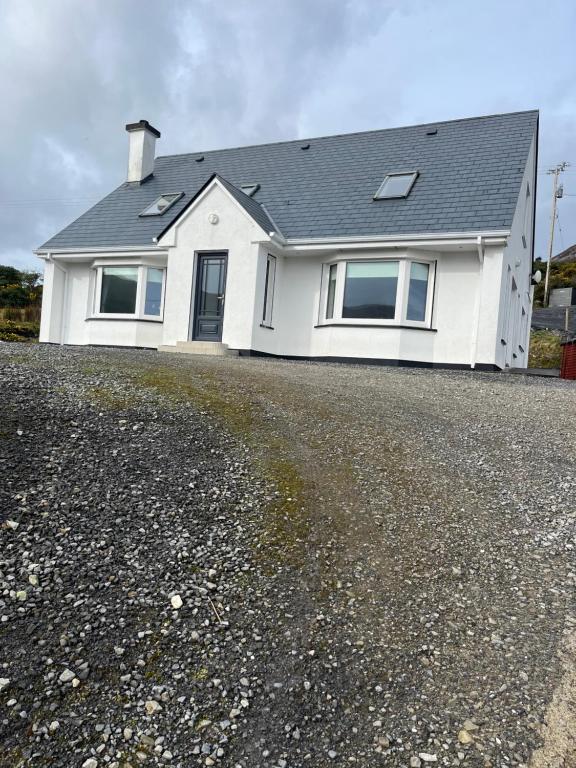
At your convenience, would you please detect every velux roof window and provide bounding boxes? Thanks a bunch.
[139,192,183,217]
[374,172,418,200]
[240,183,260,197]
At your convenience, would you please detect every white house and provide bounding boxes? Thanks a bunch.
[37,110,538,370]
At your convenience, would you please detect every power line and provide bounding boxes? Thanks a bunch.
[556,209,566,250]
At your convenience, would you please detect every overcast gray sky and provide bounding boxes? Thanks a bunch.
[1,0,575,271]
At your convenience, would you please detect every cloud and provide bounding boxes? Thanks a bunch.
[0,0,575,270]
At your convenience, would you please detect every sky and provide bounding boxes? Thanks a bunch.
[1,0,575,272]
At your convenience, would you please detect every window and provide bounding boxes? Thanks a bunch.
[139,193,183,217]
[326,264,337,319]
[343,261,399,319]
[144,268,164,316]
[323,258,434,326]
[406,262,430,322]
[262,254,276,327]
[240,183,260,197]
[374,172,418,199]
[522,183,531,249]
[95,265,165,320]
[100,267,138,314]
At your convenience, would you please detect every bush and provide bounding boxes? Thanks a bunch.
[0,284,30,307]
[534,260,576,305]
[0,319,40,342]
[528,330,562,369]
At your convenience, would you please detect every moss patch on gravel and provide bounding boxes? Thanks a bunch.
[123,365,314,567]
[86,386,138,411]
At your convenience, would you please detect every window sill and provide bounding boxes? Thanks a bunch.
[259,323,274,330]
[86,316,164,324]
[314,323,437,332]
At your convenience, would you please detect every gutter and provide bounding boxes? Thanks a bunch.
[35,245,166,257]
[261,230,510,253]
[283,229,509,246]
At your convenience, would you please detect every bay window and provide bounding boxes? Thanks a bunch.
[94,264,165,320]
[262,254,276,327]
[321,257,434,327]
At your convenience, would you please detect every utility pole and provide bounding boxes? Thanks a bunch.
[544,162,569,306]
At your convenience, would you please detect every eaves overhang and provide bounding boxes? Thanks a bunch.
[259,229,510,254]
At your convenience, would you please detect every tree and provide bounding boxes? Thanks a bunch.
[0,265,21,287]
[0,265,43,307]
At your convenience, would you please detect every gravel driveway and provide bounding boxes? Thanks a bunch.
[1,344,575,768]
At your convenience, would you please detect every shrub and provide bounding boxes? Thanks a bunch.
[0,320,40,342]
[528,330,562,369]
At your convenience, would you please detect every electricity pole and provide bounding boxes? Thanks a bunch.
[544,162,569,306]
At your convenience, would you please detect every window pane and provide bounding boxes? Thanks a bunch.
[140,193,181,216]
[262,256,276,325]
[374,173,417,199]
[343,261,398,319]
[199,260,223,317]
[326,264,337,319]
[100,267,138,314]
[406,262,430,322]
[144,268,163,316]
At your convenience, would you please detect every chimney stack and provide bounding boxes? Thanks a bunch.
[125,120,161,183]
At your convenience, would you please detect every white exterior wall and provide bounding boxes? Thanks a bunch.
[493,134,537,368]
[160,184,263,350]
[248,246,502,367]
[38,259,164,348]
[39,261,66,343]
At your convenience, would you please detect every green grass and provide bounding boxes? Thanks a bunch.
[529,330,562,369]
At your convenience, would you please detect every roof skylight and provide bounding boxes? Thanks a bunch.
[374,172,418,200]
[240,183,260,197]
[139,193,183,217]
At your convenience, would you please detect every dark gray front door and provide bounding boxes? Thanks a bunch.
[193,253,228,341]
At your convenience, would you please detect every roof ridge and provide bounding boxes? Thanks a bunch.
[156,109,539,161]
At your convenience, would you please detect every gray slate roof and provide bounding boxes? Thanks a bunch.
[39,110,538,250]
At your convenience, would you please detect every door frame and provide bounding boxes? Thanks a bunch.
[189,251,228,341]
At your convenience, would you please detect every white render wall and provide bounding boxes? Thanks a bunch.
[248,245,503,367]
[160,183,263,350]
[39,259,163,348]
[493,133,537,369]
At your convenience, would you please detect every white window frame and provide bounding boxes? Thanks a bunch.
[522,183,531,249]
[261,254,276,328]
[139,192,183,217]
[92,264,166,321]
[374,171,418,200]
[318,255,435,329]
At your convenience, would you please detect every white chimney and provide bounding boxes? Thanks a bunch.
[125,120,161,183]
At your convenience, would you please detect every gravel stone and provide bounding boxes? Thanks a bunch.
[1,344,575,768]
